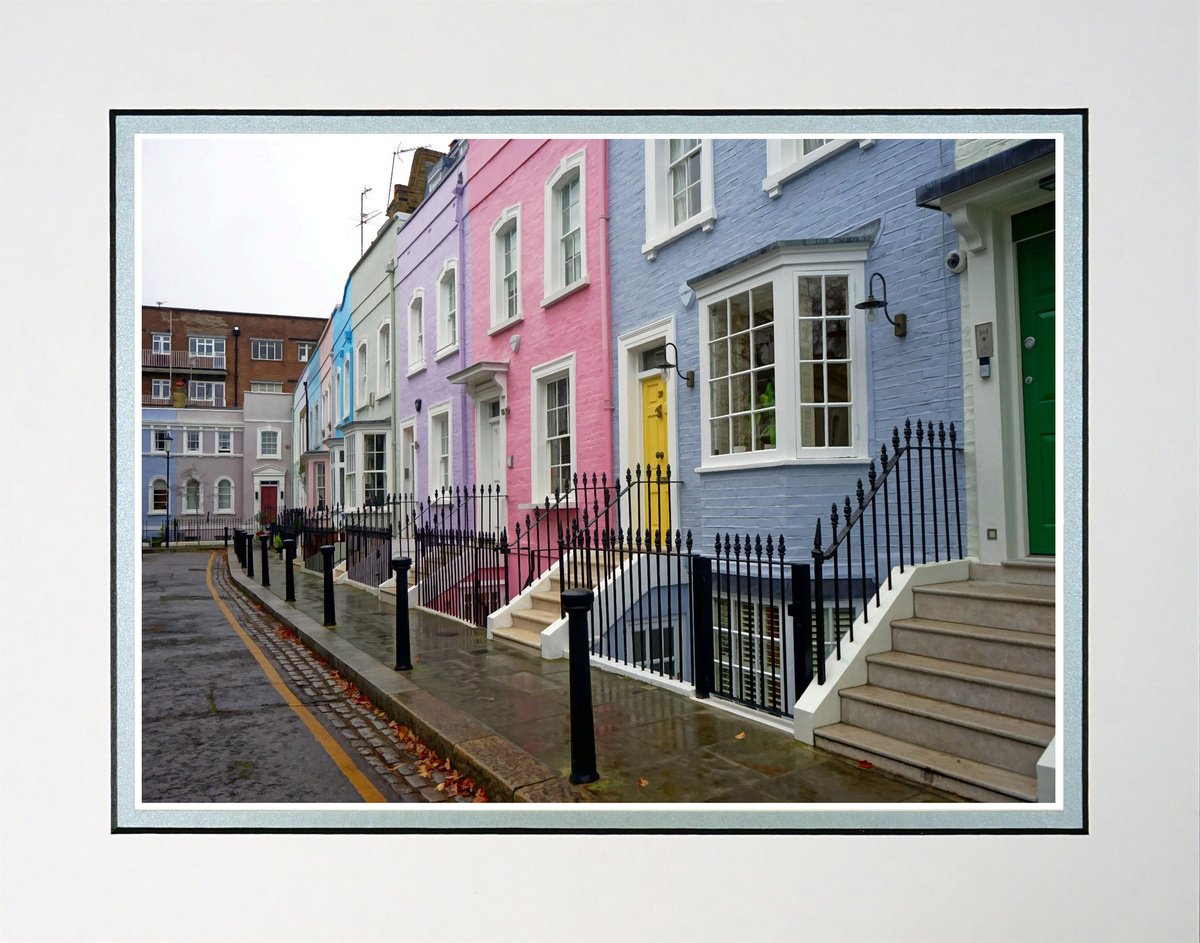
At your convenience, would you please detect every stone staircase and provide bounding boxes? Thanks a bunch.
[491,551,621,650]
[814,560,1055,802]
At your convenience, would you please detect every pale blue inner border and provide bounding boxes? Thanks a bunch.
[114,112,1085,831]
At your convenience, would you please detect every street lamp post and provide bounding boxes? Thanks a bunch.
[164,432,173,548]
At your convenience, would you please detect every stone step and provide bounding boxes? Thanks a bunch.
[913,580,1055,634]
[839,685,1054,776]
[814,723,1039,802]
[969,560,1056,587]
[891,617,1055,678]
[510,607,558,630]
[866,650,1055,725]
[491,624,543,651]
[530,591,562,615]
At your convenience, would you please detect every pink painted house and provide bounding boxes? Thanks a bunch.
[458,138,615,545]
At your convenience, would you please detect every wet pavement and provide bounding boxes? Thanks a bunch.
[141,551,479,803]
[231,546,963,803]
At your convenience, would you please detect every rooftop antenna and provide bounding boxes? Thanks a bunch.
[387,143,419,207]
[359,186,380,255]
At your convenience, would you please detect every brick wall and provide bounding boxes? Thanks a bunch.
[606,138,964,550]
[141,306,325,406]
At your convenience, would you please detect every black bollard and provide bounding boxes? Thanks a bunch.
[259,534,270,588]
[223,527,229,551]
[321,545,336,626]
[246,531,255,577]
[283,538,296,602]
[390,557,413,670]
[562,588,598,784]
[232,529,241,565]
[238,530,247,568]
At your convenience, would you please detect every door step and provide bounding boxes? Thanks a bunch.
[891,617,1055,678]
[914,580,1055,634]
[491,624,543,650]
[839,684,1053,776]
[815,723,1038,803]
[866,650,1054,725]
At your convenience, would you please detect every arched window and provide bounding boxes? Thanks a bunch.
[184,478,202,514]
[149,477,168,514]
[214,478,234,514]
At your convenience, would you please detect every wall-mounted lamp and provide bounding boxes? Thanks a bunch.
[660,341,695,388]
[414,398,422,413]
[855,272,907,338]
[510,333,521,354]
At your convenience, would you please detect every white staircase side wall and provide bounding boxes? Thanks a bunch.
[1037,736,1057,803]
[487,564,553,641]
[793,559,970,744]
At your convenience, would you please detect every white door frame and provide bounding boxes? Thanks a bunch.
[616,316,679,505]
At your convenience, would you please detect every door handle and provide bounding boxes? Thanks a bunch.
[655,451,664,460]
[655,404,664,418]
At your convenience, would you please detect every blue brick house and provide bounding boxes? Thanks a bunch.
[606,138,963,549]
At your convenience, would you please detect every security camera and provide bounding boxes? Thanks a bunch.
[945,250,967,274]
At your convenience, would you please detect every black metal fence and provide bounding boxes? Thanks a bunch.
[557,523,695,684]
[504,465,680,604]
[415,525,507,627]
[345,507,392,588]
[142,515,257,546]
[805,419,965,688]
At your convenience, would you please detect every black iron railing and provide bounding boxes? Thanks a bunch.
[415,525,507,627]
[142,515,257,546]
[557,523,694,684]
[345,506,392,588]
[804,419,964,690]
[504,464,679,603]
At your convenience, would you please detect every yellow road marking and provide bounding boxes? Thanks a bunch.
[204,552,387,803]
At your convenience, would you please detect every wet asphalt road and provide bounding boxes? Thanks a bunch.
[140,550,463,803]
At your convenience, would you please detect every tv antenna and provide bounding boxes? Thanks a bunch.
[359,186,380,255]
[388,143,420,205]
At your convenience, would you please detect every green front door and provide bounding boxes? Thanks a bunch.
[1013,203,1056,556]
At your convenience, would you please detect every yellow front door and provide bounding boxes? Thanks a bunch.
[640,375,670,540]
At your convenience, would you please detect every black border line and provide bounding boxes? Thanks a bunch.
[111,108,1088,835]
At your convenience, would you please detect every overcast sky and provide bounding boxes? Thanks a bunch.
[139,134,458,321]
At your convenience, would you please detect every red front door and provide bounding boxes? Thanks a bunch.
[260,484,278,525]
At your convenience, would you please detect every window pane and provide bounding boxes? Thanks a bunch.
[753,410,776,450]
[825,276,847,317]
[708,301,728,339]
[800,406,826,447]
[826,362,850,403]
[797,276,822,317]
[729,291,750,334]
[828,407,851,447]
[730,374,750,412]
[709,340,728,378]
[731,414,752,452]
[710,418,730,457]
[752,327,774,366]
[729,333,750,373]
[709,378,729,417]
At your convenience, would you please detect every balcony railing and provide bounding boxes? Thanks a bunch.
[140,393,227,408]
[142,350,227,371]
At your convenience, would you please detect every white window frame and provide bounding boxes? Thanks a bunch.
[343,355,351,417]
[188,335,226,365]
[214,477,235,514]
[362,432,388,505]
[489,205,522,331]
[643,139,716,260]
[408,289,426,374]
[696,245,870,471]
[314,461,327,507]
[427,403,453,493]
[297,342,312,362]
[250,338,284,361]
[152,430,172,453]
[151,378,170,401]
[762,138,860,199]
[436,259,459,357]
[184,428,202,455]
[530,354,576,502]
[357,341,369,406]
[542,149,589,305]
[346,435,357,507]
[148,477,168,514]
[217,429,233,454]
[188,380,225,406]
[151,333,171,354]
[377,322,392,395]
[258,426,281,460]
[183,478,203,515]
[250,381,284,393]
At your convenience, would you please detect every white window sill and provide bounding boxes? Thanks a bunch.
[376,390,391,402]
[761,140,860,198]
[147,510,168,516]
[695,453,869,474]
[257,455,282,461]
[642,207,717,260]
[540,276,590,309]
[406,362,426,378]
[487,315,523,336]
[435,344,459,362]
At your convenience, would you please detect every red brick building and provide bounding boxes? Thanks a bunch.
[141,306,326,408]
